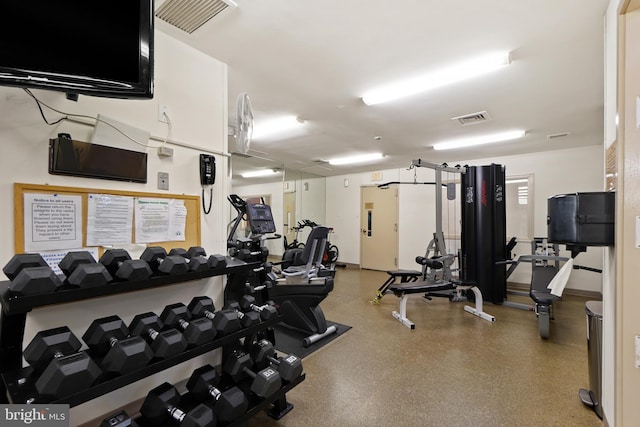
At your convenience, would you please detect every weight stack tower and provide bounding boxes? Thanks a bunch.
[461,164,507,304]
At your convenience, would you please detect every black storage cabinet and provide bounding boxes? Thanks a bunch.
[547,192,615,247]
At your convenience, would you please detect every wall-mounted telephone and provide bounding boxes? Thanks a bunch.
[200,154,216,185]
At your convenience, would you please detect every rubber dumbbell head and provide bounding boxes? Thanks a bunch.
[224,301,261,328]
[4,253,61,296]
[187,364,249,424]
[3,253,48,279]
[36,352,102,398]
[24,326,82,371]
[187,246,207,258]
[129,312,187,359]
[188,296,241,335]
[223,348,282,398]
[141,382,215,427]
[59,251,112,287]
[23,326,102,398]
[207,254,227,269]
[250,339,303,381]
[160,303,216,346]
[99,249,152,281]
[82,315,153,374]
[141,246,189,275]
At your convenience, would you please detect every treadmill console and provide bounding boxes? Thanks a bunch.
[246,203,277,235]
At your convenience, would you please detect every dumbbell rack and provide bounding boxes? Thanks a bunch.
[0,255,305,422]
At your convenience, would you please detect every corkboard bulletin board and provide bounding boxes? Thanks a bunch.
[13,183,201,255]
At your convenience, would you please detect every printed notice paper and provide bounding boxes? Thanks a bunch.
[86,194,134,246]
[134,198,187,243]
[24,193,82,252]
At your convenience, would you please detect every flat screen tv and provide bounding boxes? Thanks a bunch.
[0,0,154,99]
[49,137,148,183]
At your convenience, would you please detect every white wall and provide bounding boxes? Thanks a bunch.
[0,30,229,425]
[326,170,401,266]
[325,145,604,293]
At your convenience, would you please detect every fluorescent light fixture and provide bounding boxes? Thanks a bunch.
[241,169,280,178]
[252,115,305,139]
[432,130,526,151]
[328,153,384,165]
[362,51,511,105]
[506,178,529,184]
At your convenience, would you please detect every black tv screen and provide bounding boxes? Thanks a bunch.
[49,138,148,183]
[0,0,154,99]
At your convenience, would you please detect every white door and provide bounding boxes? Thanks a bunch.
[360,186,398,270]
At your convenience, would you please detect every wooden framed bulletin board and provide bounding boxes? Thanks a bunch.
[13,183,201,255]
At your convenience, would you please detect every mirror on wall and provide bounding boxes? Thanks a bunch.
[282,169,326,251]
[230,153,326,257]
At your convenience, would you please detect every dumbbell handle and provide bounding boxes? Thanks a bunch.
[148,328,161,341]
[242,366,257,380]
[108,337,120,347]
[201,309,214,321]
[178,319,191,330]
[168,406,186,423]
[250,303,269,312]
[207,384,222,401]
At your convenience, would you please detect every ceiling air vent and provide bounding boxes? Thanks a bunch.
[546,132,571,140]
[155,0,237,34]
[451,111,492,126]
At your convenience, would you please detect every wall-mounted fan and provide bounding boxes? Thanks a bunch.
[235,92,253,154]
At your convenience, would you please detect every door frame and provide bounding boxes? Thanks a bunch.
[359,185,399,270]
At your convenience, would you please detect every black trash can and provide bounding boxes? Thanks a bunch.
[579,300,603,419]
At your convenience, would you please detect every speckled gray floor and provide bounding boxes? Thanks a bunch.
[244,267,603,427]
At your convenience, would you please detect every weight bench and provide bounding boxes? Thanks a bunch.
[370,256,451,304]
[388,280,496,329]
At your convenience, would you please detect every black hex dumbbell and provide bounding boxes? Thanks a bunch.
[140,382,215,427]
[168,247,210,272]
[187,364,249,424]
[140,247,189,275]
[207,254,227,269]
[99,249,153,282]
[249,339,303,382]
[160,303,216,346]
[128,312,188,359]
[59,251,112,287]
[188,296,242,336]
[240,295,278,321]
[23,326,102,399]
[82,315,154,374]
[223,300,261,328]
[3,253,62,296]
[223,348,282,398]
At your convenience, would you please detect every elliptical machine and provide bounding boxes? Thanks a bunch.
[225,194,279,304]
[225,195,337,347]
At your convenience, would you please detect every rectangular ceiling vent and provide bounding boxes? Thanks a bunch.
[155,0,237,34]
[451,111,492,126]
[546,132,571,140]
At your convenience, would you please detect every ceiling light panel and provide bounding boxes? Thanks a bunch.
[328,153,384,165]
[432,129,525,151]
[252,115,306,140]
[241,169,280,178]
[156,0,237,34]
[362,51,511,106]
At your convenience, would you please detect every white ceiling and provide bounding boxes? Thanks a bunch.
[156,0,609,179]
